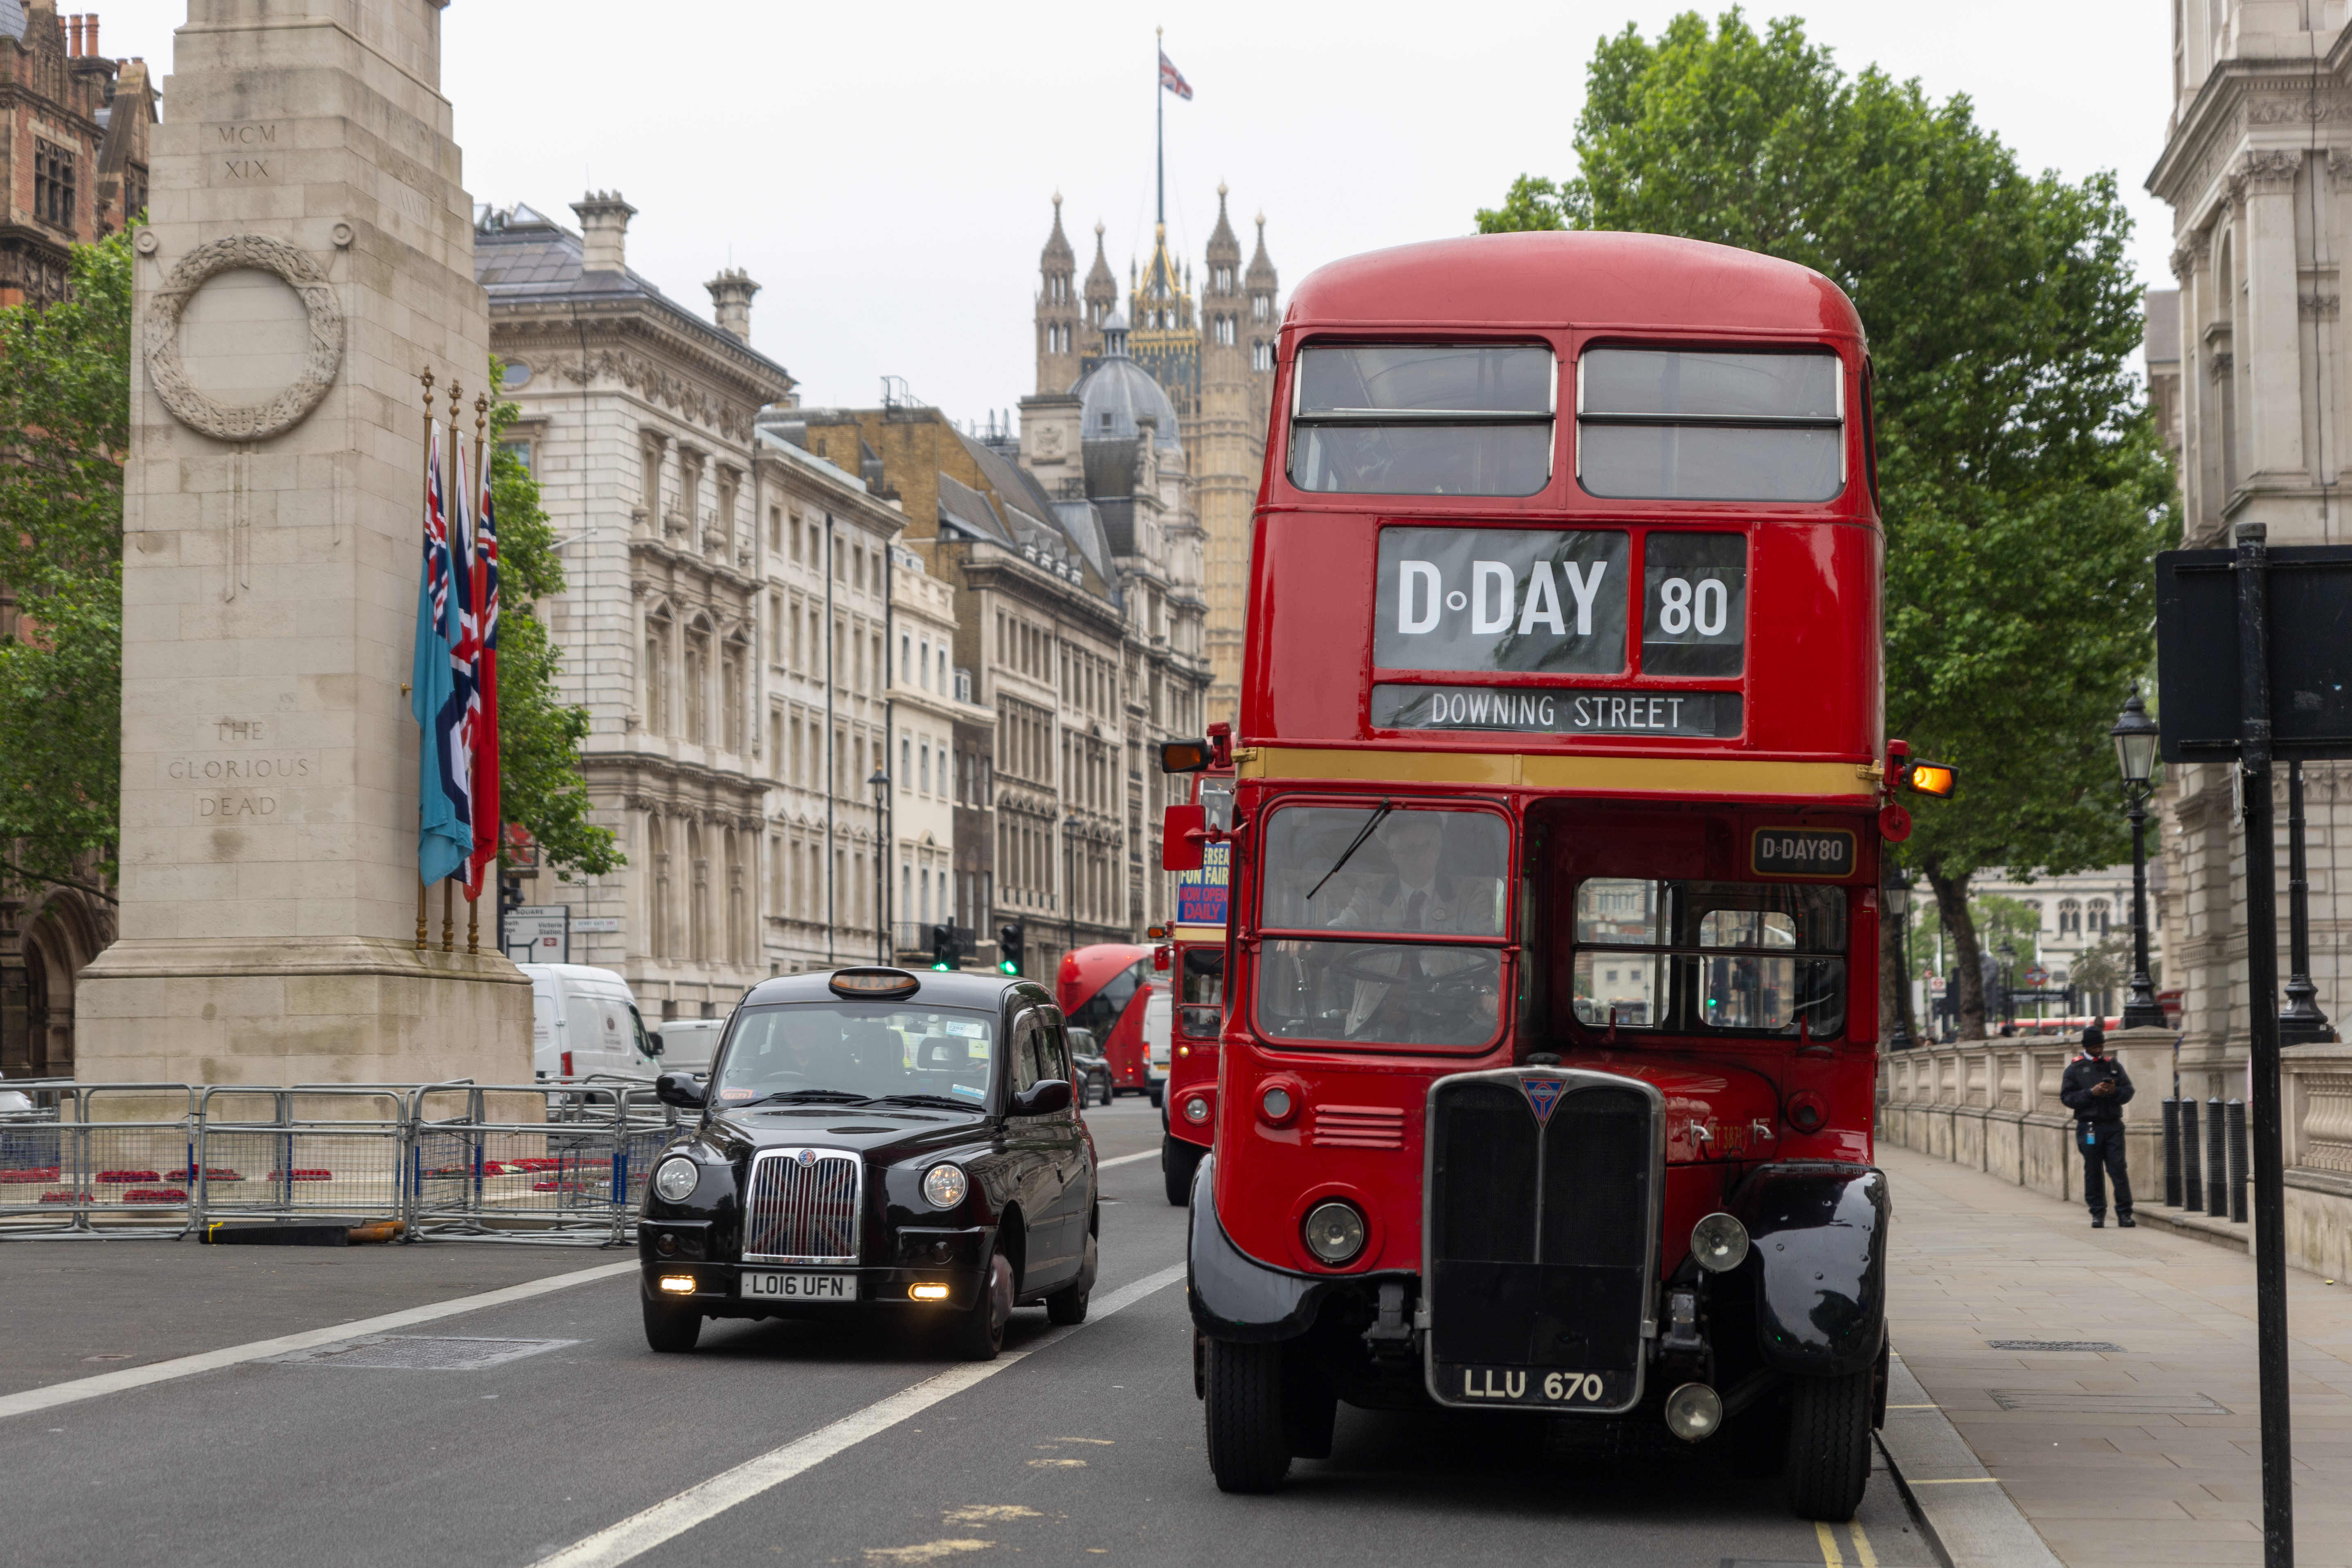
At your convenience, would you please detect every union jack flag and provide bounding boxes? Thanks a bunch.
[439,442,478,845]
[464,452,503,899]
[1159,47,1192,100]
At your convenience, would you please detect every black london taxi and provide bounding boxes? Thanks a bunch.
[638,967,1100,1360]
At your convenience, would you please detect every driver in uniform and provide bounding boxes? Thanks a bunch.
[1329,812,1504,1042]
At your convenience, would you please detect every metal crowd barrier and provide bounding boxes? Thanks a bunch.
[0,1077,678,1245]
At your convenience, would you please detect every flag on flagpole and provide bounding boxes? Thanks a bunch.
[1159,47,1192,100]
[412,424,470,885]
[464,449,503,900]
[438,439,479,862]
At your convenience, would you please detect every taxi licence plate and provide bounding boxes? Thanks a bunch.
[741,1271,854,1301]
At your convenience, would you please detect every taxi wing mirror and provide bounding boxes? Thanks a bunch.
[1011,1079,1073,1117]
[654,1071,707,1110]
[1163,804,1206,872]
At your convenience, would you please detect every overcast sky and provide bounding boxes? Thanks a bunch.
[105,2,2173,421]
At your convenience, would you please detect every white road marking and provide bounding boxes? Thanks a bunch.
[535,1262,1189,1568]
[0,1261,637,1423]
[1095,1150,1159,1169]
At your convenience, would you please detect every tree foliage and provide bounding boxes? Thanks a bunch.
[1479,9,2176,1038]
[486,381,621,881]
[0,228,132,900]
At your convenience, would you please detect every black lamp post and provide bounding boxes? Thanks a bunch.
[868,768,890,965]
[2280,760,2332,1043]
[1062,811,1082,961]
[1885,861,1914,1050]
[2110,687,2167,1028]
[1998,940,2018,1031]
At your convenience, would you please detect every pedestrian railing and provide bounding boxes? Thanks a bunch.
[0,1075,681,1245]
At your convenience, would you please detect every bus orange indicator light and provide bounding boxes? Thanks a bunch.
[1902,761,1957,799]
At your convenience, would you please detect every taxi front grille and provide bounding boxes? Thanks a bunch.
[742,1149,862,1265]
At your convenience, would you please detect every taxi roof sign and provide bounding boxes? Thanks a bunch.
[828,967,920,999]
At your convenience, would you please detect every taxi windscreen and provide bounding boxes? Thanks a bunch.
[709,1003,998,1108]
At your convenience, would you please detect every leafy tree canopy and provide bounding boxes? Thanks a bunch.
[1479,9,2175,1037]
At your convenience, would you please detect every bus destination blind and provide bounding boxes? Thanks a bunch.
[1370,684,1740,738]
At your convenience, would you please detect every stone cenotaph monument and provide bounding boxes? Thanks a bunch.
[77,0,530,1084]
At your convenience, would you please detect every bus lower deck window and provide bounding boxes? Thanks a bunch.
[1289,344,1555,497]
[1576,348,1844,502]
[1570,877,1848,1037]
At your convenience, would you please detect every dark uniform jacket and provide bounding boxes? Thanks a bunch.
[2059,1055,2135,1123]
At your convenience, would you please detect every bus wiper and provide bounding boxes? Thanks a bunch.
[1307,799,1395,901]
[750,1089,874,1105]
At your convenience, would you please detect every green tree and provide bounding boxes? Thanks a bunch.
[485,380,621,882]
[0,228,133,904]
[1481,9,2174,1039]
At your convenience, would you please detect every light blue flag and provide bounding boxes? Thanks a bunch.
[413,426,470,885]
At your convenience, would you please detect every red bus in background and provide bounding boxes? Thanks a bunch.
[1057,944,1161,1101]
[1159,760,1237,1205]
[1162,231,1951,1521]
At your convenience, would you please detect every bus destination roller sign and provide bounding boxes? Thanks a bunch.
[1370,684,1740,738]
[1750,826,1856,879]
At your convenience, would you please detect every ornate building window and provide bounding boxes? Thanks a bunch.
[715,467,739,556]
[2088,899,2110,937]
[689,822,709,963]
[1252,341,1273,372]
[35,140,75,228]
[643,609,672,734]
[2058,898,2081,936]
[639,432,664,513]
[648,813,671,958]
[722,636,747,752]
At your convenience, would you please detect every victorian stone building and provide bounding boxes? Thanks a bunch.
[0,4,154,1076]
[2147,3,2352,1198]
[1033,188,1276,723]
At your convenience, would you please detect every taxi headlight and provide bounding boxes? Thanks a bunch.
[652,1157,701,1203]
[1689,1211,1750,1273]
[1302,1200,1366,1265]
[922,1163,969,1210]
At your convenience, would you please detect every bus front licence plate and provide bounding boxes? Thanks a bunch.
[1441,1363,1625,1407]
[742,1271,853,1301]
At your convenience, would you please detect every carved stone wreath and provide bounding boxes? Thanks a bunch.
[143,234,344,442]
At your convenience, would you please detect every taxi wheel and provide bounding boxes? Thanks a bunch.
[951,1245,1014,1361]
[1204,1337,1291,1492]
[1783,1367,1873,1520]
[641,1295,701,1354]
[1046,1231,1096,1325]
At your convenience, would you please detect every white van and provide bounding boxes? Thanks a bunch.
[519,964,659,1080]
[1143,986,1172,1107]
[654,1016,729,1074]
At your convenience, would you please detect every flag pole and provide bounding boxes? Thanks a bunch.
[441,375,463,954]
[467,392,489,955]
[417,368,436,952]
[1155,25,1164,229]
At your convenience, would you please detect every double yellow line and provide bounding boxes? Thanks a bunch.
[1816,1520,1879,1567]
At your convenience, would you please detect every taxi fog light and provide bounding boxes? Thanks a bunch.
[921,1163,969,1210]
[1302,1200,1367,1265]
[1183,1094,1212,1125]
[909,1283,951,1301]
[1690,1212,1750,1273]
[1663,1382,1723,1442]
[655,1231,678,1256]
[657,1274,696,1295]
[652,1157,700,1203]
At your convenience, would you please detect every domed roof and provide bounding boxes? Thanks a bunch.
[1075,348,1181,452]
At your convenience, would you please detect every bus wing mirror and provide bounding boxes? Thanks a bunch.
[1160,737,1212,774]
[1154,944,1173,972]
[1163,804,1206,871]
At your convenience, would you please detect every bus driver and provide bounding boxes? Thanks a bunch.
[1326,811,1504,1042]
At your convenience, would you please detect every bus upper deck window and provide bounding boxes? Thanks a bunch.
[1577,348,1844,502]
[1289,344,1554,497]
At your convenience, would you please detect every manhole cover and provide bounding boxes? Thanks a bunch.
[264,1335,576,1370]
[1985,1340,2124,1352]
[1988,1390,2228,1414]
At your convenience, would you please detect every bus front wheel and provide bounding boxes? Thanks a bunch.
[1203,1337,1291,1491]
[1161,1136,1202,1206]
[1783,1366,1873,1520]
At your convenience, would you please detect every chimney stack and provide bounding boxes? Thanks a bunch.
[571,190,637,275]
[85,14,96,56]
[705,267,760,341]
[69,14,83,56]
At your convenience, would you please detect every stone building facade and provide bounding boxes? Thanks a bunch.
[2146,1,2352,1248]
[1033,189,1275,723]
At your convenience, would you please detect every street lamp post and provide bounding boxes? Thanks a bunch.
[1998,940,2018,1033]
[1884,861,1914,1050]
[2280,760,2332,1043]
[1062,812,1081,962]
[2110,687,2168,1028]
[868,768,890,966]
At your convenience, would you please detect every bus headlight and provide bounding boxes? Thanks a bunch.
[1183,1094,1212,1124]
[1302,1200,1366,1265]
[922,1164,969,1210]
[1260,1085,1295,1125]
[653,1157,701,1203]
[1664,1382,1722,1442]
[1689,1212,1749,1272]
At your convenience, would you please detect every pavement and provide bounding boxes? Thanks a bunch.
[0,1094,1946,1568]
[1879,1142,2352,1567]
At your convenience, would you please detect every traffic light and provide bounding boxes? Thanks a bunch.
[997,920,1024,976]
[930,923,955,971]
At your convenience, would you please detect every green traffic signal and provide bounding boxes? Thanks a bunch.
[997,959,1019,975]
[930,962,952,972]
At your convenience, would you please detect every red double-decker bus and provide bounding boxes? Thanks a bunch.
[1158,758,1236,1205]
[1057,944,1159,1100]
[1162,231,1948,1520]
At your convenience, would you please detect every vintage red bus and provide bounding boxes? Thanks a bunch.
[1159,758,1237,1205]
[1162,230,1948,1521]
[1057,944,1161,1101]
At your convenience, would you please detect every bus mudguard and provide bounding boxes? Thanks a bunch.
[1730,1161,1888,1377]
[1187,1154,1332,1342]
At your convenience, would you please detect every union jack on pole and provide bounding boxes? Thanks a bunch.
[464,450,503,899]
[1159,47,1192,100]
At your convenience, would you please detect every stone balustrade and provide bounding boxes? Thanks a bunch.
[1878,1028,2352,1279]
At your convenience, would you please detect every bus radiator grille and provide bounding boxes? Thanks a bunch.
[1311,1104,1406,1150]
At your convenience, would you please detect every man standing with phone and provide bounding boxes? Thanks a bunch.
[2061,1023,2135,1228]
